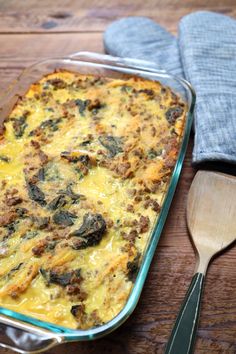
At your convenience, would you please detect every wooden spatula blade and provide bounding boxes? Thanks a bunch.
[165,170,236,354]
[187,171,236,254]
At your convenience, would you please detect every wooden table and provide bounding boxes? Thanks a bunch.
[0,1,235,353]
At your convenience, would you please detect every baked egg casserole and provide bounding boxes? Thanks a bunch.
[0,70,187,329]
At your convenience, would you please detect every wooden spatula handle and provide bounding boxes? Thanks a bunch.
[164,273,205,354]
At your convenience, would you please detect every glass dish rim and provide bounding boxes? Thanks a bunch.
[0,52,196,343]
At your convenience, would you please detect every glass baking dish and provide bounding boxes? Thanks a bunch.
[0,52,195,353]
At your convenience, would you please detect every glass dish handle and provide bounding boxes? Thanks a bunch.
[0,314,62,353]
[68,51,167,74]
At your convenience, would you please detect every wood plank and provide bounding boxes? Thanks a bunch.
[0,33,103,64]
[0,0,235,34]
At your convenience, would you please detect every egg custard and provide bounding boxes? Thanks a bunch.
[0,70,186,329]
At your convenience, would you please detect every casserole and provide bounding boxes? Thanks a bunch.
[0,52,195,353]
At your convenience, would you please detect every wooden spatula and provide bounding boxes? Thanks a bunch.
[165,170,236,354]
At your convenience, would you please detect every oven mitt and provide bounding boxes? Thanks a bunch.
[103,11,236,165]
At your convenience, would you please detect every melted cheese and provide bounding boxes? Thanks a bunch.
[0,71,186,329]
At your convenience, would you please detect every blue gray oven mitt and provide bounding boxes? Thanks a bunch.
[104,11,236,166]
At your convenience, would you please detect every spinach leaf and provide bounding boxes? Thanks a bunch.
[127,253,141,282]
[71,213,106,249]
[40,268,81,287]
[48,195,66,210]
[98,135,123,157]
[0,155,10,163]
[37,167,45,181]
[29,118,62,136]
[22,231,38,240]
[27,182,46,206]
[165,106,183,124]
[53,210,77,226]
[12,116,28,138]
[58,185,85,204]
[74,99,90,116]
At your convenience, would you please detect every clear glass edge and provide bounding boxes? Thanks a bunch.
[0,52,196,342]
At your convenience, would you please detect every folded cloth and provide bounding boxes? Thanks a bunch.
[103,11,236,165]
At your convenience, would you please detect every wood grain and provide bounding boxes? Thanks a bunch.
[0,0,235,34]
[0,0,235,353]
[0,33,103,93]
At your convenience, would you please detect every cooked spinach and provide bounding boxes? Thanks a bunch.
[127,253,141,282]
[74,167,85,180]
[45,240,58,251]
[70,304,85,319]
[71,305,81,317]
[147,148,162,159]
[16,207,28,218]
[5,220,19,236]
[45,107,54,112]
[37,167,45,181]
[0,155,10,163]
[79,139,91,146]
[27,182,46,206]
[22,230,38,240]
[98,135,123,157]
[78,155,90,165]
[6,262,24,280]
[48,195,66,210]
[40,118,62,131]
[40,268,81,287]
[39,268,49,284]
[12,116,28,138]
[165,106,184,124]
[74,99,90,116]
[58,185,85,204]
[121,85,133,93]
[10,262,23,273]
[70,213,106,249]
[53,210,77,226]
[29,118,62,136]
[61,152,90,165]
[50,272,72,287]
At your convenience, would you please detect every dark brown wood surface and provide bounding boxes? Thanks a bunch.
[0,1,235,353]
